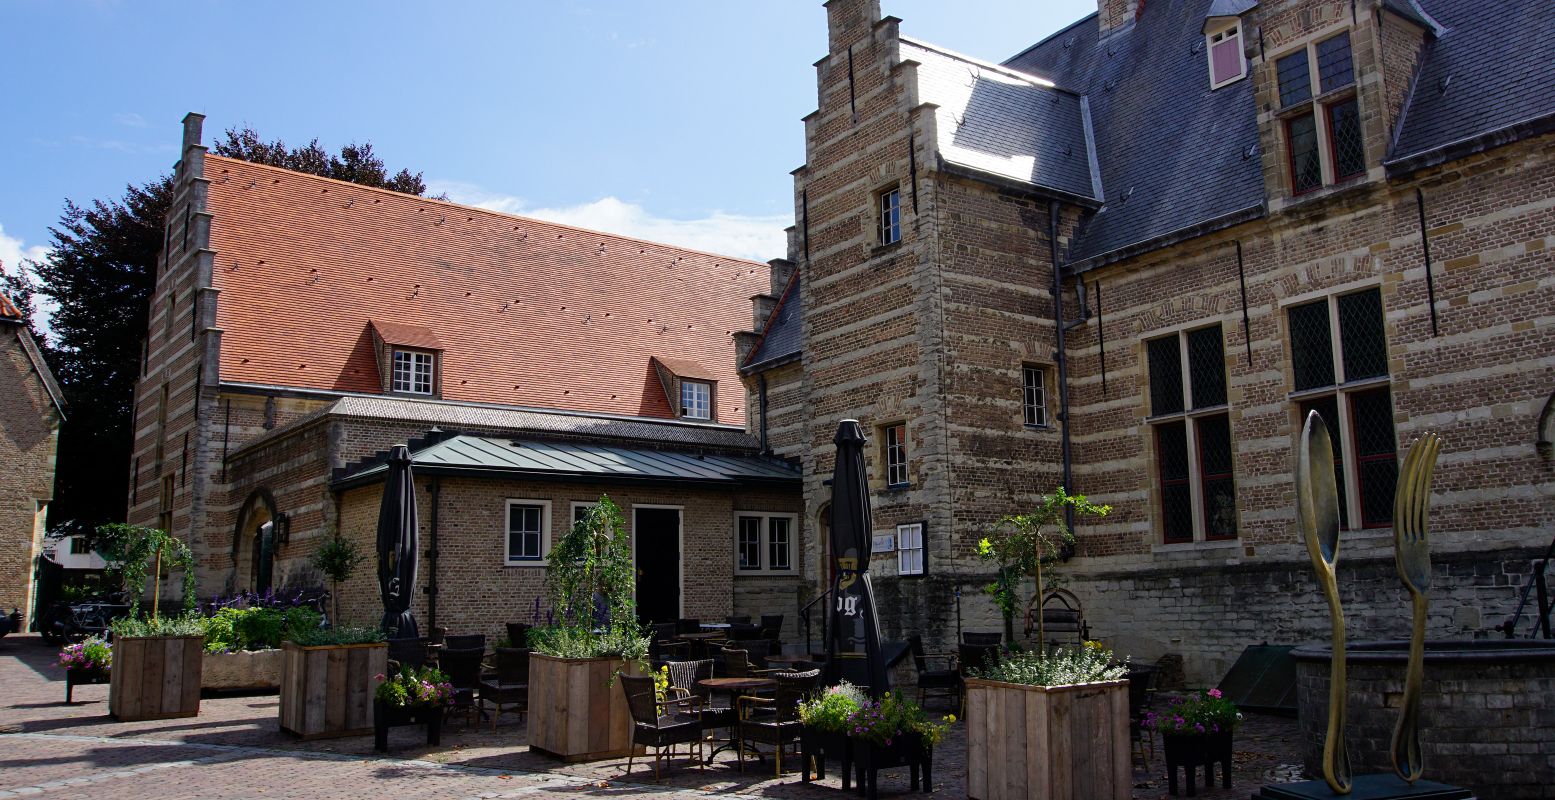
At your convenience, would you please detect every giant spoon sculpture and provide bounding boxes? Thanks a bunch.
[1297,411,1442,793]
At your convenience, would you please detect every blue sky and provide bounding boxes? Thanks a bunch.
[0,0,1095,292]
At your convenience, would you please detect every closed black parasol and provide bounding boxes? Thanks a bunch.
[823,420,888,697]
[377,444,419,639]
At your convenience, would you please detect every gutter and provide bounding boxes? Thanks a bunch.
[1385,111,1555,180]
[330,463,802,492]
[1066,204,1266,275]
[938,161,1103,210]
[1048,201,1076,536]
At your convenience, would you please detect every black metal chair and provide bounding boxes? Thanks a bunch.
[622,673,704,780]
[759,614,784,640]
[649,622,688,665]
[439,646,485,726]
[908,634,960,708]
[479,647,529,730]
[505,622,531,647]
[737,669,820,775]
[443,633,486,651]
[962,631,1003,646]
[386,637,429,671]
[726,615,751,625]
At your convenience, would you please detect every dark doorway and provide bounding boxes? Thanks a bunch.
[634,507,681,626]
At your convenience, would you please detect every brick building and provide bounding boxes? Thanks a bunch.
[0,291,65,623]
[743,0,1555,681]
[128,115,803,639]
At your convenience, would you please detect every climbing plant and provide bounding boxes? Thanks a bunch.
[977,488,1110,648]
[97,523,197,619]
[531,496,647,659]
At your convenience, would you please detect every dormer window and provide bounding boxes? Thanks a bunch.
[681,380,711,420]
[1277,31,1363,195]
[1206,22,1247,89]
[392,349,434,395]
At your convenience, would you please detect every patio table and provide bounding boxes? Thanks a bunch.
[697,677,779,762]
[699,622,732,630]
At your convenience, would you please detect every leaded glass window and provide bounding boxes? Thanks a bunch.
[1329,98,1365,180]
[1148,336,1184,416]
[1338,288,1386,381]
[1352,387,1398,528]
[1277,49,1312,107]
[1317,33,1354,93]
[1188,326,1226,409]
[1197,414,1237,540]
[1289,114,1322,194]
[1157,421,1193,543]
[1288,300,1335,390]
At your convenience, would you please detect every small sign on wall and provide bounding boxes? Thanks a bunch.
[872,533,896,553]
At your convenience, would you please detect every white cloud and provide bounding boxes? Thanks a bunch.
[114,112,147,128]
[0,224,55,339]
[429,180,789,263]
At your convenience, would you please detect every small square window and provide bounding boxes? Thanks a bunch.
[506,502,547,563]
[1207,24,1246,89]
[681,380,711,420]
[884,423,908,487]
[734,513,796,574]
[392,350,434,395]
[896,522,925,576]
[878,187,901,245]
[1023,365,1048,426]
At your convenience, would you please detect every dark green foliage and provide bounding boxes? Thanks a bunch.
[310,536,364,624]
[287,626,386,647]
[211,127,438,197]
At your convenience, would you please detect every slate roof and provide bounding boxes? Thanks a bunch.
[205,155,769,425]
[743,271,801,372]
[1387,0,1555,170]
[334,433,799,490]
[903,38,1098,200]
[1003,0,1265,265]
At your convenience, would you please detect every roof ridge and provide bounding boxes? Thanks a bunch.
[1001,10,1100,67]
[899,35,1067,93]
[204,153,771,267]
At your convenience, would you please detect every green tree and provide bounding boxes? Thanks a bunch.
[29,128,434,540]
[310,535,365,625]
[977,488,1110,648]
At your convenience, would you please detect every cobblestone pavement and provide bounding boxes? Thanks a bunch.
[0,635,1306,798]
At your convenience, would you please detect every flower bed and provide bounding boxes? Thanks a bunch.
[59,637,112,704]
[372,665,453,752]
[798,682,948,796]
[1146,688,1241,796]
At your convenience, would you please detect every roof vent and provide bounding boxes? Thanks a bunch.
[1104,79,1117,91]
[1192,39,1204,54]
[1064,36,1075,49]
[1244,144,1260,160]
[1064,144,1074,155]
[1437,75,1452,94]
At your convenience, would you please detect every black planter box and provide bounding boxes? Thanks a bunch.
[1163,730,1233,796]
[801,726,855,787]
[373,700,444,753]
[65,667,110,704]
[854,734,932,799]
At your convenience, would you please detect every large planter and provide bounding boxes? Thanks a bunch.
[202,648,283,691]
[855,733,932,799]
[527,653,642,762]
[108,635,204,721]
[373,700,444,752]
[65,667,110,704]
[1162,730,1232,796]
[964,677,1129,800]
[278,641,388,739]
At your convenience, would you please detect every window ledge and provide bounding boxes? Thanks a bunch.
[1287,375,1389,401]
[503,561,547,569]
[1024,423,1054,432]
[735,571,799,578]
[870,240,904,257]
[881,483,911,493]
[1150,538,1241,557]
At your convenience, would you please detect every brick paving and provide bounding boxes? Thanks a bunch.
[0,635,1306,798]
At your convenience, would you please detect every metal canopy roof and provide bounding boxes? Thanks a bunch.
[335,434,800,490]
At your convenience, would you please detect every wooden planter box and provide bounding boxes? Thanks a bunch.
[202,649,283,691]
[527,653,642,762]
[278,641,388,739]
[108,635,204,721]
[965,677,1129,800]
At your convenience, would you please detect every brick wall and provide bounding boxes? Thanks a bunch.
[0,327,61,620]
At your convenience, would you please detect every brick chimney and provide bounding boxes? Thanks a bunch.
[1098,0,1143,37]
[825,0,881,52]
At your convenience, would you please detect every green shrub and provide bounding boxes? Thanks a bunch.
[286,626,385,647]
[204,607,325,653]
[110,613,207,638]
[527,623,648,660]
[798,680,867,734]
[972,642,1127,687]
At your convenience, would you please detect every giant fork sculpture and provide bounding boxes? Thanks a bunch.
[1296,411,1351,794]
[1391,433,1441,783]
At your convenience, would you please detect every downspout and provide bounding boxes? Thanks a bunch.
[758,373,771,454]
[1048,201,1076,536]
[426,477,441,630]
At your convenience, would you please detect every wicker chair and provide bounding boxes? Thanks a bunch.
[737,669,820,775]
[439,646,486,725]
[908,634,959,708]
[479,647,529,729]
[667,659,735,738]
[621,674,704,780]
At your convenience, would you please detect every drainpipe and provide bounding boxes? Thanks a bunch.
[426,477,441,629]
[758,374,771,454]
[1048,201,1076,536]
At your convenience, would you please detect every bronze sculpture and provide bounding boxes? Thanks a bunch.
[1296,411,1351,794]
[1390,433,1440,783]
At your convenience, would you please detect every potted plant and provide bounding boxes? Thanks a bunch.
[59,636,112,703]
[1146,688,1242,796]
[100,523,206,721]
[526,496,650,762]
[846,690,951,799]
[310,535,364,627]
[799,680,866,785]
[372,664,453,752]
[278,625,388,739]
[977,489,1109,646]
[202,604,322,691]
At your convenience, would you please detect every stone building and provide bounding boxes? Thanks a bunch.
[743,0,1555,681]
[128,115,803,639]
[0,291,65,623]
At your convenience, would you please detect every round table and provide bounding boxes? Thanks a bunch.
[699,622,732,630]
[676,631,725,641]
[697,677,777,692]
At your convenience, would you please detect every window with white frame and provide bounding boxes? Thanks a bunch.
[1023,364,1049,427]
[1147,324,1237,543]
[392,349,434,395]
[681,380,711,420]
[505,500,550,565]
[883,423,909,488]
[878,187,901,245]
[896,522,925,576]
[1287,287,1395,529]
[1206,22,1247,89]
[733,513,796,574]
[1276,31,1363,194]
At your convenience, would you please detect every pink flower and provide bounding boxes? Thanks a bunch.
[1207,688,1222,699]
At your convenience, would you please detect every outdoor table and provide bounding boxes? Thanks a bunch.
[677,631,725,640]
[697,677,779,762]
[699,622,732,630]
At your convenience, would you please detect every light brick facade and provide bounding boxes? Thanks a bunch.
[0,307,63,623]
[743,0,1555,683]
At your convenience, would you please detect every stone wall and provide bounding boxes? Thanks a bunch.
[0,326,61,621]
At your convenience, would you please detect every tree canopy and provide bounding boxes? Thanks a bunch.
[28,126,433,538]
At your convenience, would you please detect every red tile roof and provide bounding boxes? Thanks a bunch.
[370,320,442,351]
[205,155,770,424]
[0,292,22,322]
